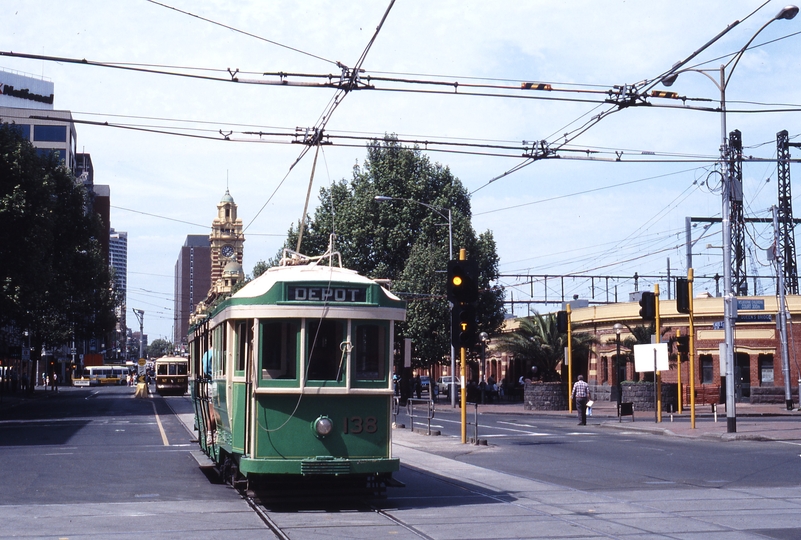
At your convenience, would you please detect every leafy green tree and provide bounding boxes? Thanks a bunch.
[0,123,115,351]
[273,136,505,368]
[147,338,173,358]
[495,312,597,382]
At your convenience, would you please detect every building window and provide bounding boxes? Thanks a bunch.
[600,356,608,384]
[33,124,67,142]
[35,148,65,163]
[4,123,31,139]
[700,354,713,384]
[759,354,774,385]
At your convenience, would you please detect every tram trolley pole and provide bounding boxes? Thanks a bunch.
[406,398,437,435]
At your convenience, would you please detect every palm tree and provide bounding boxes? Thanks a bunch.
[496,312,597,382]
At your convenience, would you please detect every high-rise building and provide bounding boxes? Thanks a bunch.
[174,235,211,348]
[1,70,76,172]
[109,229,128,360]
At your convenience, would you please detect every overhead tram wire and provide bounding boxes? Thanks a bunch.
[144,0,338,68]
[243,0,397,236]
[474,166,708,217]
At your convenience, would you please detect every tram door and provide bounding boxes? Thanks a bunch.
[231,320,254,454]
[734,352,751,402]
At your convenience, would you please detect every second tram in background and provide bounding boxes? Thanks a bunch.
[154,356,189,395]
[189,246,406,493]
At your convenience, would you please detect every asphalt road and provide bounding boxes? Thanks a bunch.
[0,385,221,506]
[397,405,801,492]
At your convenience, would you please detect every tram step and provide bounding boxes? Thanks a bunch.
[189,449,216,468]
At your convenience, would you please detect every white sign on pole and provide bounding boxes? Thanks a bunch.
[634,343,669,372]
[718,343,727,373]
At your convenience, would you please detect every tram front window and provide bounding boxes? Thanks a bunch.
[306,319,346,381]
[261,321,298,380]
[354,323,386,380]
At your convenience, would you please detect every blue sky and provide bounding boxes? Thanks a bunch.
[2,1,800,341]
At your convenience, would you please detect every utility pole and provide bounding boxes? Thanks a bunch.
[772,207,793,410]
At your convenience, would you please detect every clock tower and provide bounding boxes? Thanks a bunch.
[209,189,244,291]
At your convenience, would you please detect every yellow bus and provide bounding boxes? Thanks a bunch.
[73,365,131,387]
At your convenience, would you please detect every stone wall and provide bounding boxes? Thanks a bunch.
[590,382,675,409]
[523,381,568,410]
[750,386,799,404]
[619,382,678,412]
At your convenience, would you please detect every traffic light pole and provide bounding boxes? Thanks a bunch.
[655,284,662,423]
[459,248,467,444]
[566,305,573,414]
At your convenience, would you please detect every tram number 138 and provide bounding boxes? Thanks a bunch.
[343,416,378,434]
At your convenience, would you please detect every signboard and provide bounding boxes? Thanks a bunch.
[713,314,772,329]
[736,299,764,311]
[633,343,669,373]
[287,285,367,303]
[137,357,146,375]
[736,314,772,323]
[0,70,55,109]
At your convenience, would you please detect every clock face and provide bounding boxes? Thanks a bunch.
[221,244,234,258]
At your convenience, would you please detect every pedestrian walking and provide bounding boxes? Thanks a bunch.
[571,374,590,425]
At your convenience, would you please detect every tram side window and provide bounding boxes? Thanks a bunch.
[235,320,252,373]
[353,323,386,380]
[306,319,346,381]
[261,321,298,380]
[213,326,226,378]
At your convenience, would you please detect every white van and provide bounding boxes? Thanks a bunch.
[436,376,460,397]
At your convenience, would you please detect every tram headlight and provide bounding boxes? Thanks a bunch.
[312,415,334,438]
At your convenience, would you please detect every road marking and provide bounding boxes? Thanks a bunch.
[498,421,538,428]
[150,400,170,446]
[483,433,549,438]
[774,441,801,447]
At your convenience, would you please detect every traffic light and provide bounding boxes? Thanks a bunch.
[676,335,690,355]
[451,303,477,349]
[447,260,479,304]
[556,310,568,333]
[639,291,656,320]
[676,277,690,314]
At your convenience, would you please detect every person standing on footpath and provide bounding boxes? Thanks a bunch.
[571,375,590,425]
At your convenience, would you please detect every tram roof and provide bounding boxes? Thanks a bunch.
[228,262,405,308]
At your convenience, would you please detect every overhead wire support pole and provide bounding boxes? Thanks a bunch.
[773,206,794,410]
[776,130,799,295]
[657,5,800,434]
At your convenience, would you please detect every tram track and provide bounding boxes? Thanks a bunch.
[244,491,434,540]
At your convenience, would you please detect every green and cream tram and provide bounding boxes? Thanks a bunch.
[154,356,189,395]
[189,250,406,490]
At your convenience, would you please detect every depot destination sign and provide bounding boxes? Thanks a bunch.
[287,285,367,303]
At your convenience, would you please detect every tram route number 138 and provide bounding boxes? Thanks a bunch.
[343,416,377,434]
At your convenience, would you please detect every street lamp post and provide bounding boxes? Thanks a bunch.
[660,5,798,433]
[614,323,624,413]
[374,195,457,406]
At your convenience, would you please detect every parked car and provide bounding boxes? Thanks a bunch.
[437,376,460,397]
[419,376,431,394]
